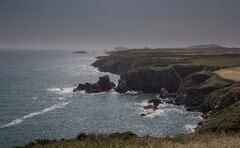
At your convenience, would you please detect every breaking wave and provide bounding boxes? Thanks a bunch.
[0,101,70,128]
[47,87,75,94]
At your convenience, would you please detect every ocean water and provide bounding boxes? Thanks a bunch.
[0,50,202,148]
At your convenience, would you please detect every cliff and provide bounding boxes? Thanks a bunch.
[116,65,220,93]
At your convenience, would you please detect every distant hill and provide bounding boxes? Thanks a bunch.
[187,44,224,49]
[113,47,129,51]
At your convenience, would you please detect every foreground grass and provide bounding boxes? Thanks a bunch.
[17,132,240,148]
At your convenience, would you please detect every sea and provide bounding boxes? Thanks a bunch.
[0,50,202,148]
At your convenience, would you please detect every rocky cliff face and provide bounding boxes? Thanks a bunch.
[175,72,240,113]
[91,55,189,75]
[115,65,220,94]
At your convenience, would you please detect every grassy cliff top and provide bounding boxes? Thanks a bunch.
[215,66,240,82]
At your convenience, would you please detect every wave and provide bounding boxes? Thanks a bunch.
[80,65,99,73]
[185,124,198,133]
[47,87,75,94]
[0,101,70,128]
[145,109,166,118]
[126,91,138,95]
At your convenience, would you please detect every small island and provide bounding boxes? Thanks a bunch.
[72,50,88,54]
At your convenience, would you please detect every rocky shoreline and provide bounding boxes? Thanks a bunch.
[88,48,240,132]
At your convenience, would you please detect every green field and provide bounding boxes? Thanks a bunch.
[191,56,240,67]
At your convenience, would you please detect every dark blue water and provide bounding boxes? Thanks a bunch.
[0,50,202,148]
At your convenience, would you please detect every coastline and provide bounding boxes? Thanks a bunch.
[16,48,240,147]
[91,48,240,133]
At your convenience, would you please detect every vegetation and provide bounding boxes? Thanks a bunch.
[215,66,240,82]
[17,132,240,148]
[198,101,240,132]
[191,56,240,67]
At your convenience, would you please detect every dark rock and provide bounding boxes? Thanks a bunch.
[147,99,162,107]
[115,78,128,93]
[159,88,171,98]
[114,65,219,94]
[143,105,158,110]
[76,133,87,140]
[73,75,116,93]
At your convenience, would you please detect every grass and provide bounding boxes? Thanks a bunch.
[191,56,240,67]
[215,66,240,82]
[198,101,240,132]
[17,132,240,148]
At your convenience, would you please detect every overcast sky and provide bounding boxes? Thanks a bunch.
[0,0,240,50]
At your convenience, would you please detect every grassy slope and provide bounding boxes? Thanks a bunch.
[214,66,240,82]
[19,132,240,148]
[198,101,240,132]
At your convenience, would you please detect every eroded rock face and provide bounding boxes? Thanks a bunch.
[174,72,233,113]
[208,84,240,111]
[116,67,181,93]
[159,88,171,98]
[115,79,128,93]
[141,98,162,116]
[115,65,219,94]
[73,75,116,93]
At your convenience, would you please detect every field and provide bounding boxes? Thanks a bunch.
[190,56,240,67]
[214,66,240,81]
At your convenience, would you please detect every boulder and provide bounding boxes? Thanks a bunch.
[147,99,162,107]
[73,75,116,93]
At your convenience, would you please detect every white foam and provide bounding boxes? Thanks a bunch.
[0,101,70,128]
[126,91,138,95]
[57,97,65,101]
[47,87,75,94]
[185,124,198,133]
[81,65,99,73]
[145,109,166,118]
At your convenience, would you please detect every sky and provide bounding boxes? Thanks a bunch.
[0,0,240,50]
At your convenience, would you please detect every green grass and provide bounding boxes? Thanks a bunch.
[191,56,240,67]
[198,101,240,132]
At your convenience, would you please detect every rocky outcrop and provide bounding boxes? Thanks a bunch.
[208,84,240,111]
[73,75,115,93]
[174,72,238,113]
[141,99,162,116]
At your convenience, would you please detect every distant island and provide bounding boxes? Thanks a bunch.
[72,50,88,54]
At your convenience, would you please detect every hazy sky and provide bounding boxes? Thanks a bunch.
[0,0,240,50]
